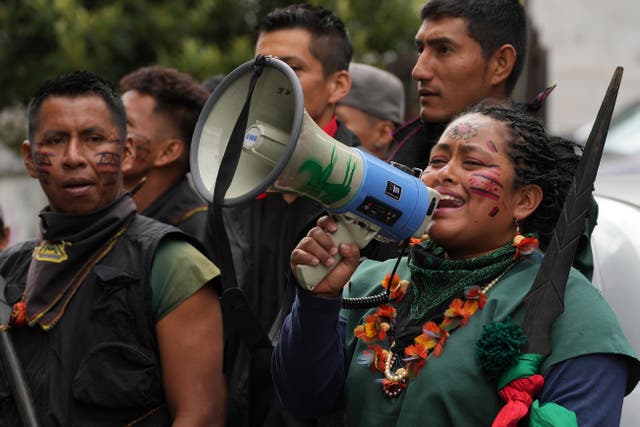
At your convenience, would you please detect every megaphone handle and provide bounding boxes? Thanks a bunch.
[296,214,379,291]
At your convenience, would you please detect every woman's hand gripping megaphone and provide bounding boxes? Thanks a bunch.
[292,214,376,295]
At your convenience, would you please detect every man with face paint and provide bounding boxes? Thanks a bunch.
[119,66,210,244]
[0,71,225,426]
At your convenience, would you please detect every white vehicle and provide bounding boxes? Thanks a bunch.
[591,174,640,426]
[572,101,640,176]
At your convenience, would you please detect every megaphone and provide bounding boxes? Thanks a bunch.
[191,56,440,290]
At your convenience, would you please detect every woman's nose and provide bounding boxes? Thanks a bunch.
[421,165,453,188]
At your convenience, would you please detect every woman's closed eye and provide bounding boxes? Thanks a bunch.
[428,158,447,168]
[463,159,484,167]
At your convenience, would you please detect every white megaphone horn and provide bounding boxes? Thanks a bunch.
[191,56,440,290]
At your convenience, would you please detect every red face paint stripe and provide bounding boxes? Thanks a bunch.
[471,173,504,188]
[470,187,500,201]
[96,152,121,167]
[34,152,54,166]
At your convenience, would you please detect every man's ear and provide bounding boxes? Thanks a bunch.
[327,69,351,105]
[369,120,396,159]
[153,138,185,168]
[374,120,395,146]
[513,183,543,221]
[22,140,38,179]
[489,44,517,88]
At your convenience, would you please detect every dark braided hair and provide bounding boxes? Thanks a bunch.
[464,101,581,249]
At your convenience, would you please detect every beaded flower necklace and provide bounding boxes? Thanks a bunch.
[354,237,536,398]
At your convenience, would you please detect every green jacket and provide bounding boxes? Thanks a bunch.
[341,254,639,427]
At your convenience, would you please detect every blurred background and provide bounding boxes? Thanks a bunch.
[1,0,639,244]
[529,0,640,136]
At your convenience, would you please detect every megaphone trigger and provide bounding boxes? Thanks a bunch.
[296,213,380,291]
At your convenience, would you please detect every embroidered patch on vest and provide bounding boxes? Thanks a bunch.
[33,241,71,263]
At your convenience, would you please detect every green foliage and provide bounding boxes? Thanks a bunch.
[0,0,425,144]
[0,0,423,107]
[0,104,28,156]
[324,0,424,64]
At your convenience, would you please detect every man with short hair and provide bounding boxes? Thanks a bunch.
[119,65,210,243]
[336,62,406,160]
[204,4,359,426]
[391,0,597,280]
[361,0,528,263]
[389,0,526,170]
[0,70,224,426]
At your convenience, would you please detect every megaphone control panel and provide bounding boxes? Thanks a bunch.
[358,195,403,227]
[328,149,440,243]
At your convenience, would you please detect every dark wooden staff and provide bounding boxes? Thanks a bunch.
[522,66,623,356]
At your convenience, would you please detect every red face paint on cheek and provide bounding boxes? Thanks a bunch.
[95,151,121,185]
[488,206,499,217]
[469,173,503,201]
[33,150,54,178]
[96,151,121,169]
[128,133,151,165]
[134,144,150,164]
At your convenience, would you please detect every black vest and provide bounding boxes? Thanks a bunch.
[142,175,208,245]
[0,215,187,427]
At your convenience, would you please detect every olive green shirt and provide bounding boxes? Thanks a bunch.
[150,239,220,319]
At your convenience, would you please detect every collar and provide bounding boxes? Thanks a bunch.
[25,194,136,330]
[321,115,339,138]
[408,239,517,320]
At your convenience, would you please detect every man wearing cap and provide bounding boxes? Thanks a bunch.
[336,63,405,160]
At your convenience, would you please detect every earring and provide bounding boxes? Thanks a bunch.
[513,218,522,241]
[512,218,538,260]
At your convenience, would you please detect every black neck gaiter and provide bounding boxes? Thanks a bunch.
[25,194,136,330]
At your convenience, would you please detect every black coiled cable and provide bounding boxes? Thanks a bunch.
[341,238,410,310]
